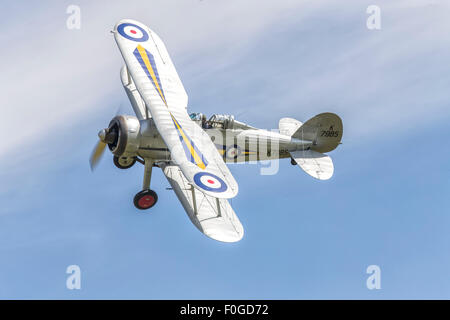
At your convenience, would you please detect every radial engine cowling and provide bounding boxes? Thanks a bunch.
[107,115,140,157]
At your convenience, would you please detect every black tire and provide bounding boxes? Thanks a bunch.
[113,156,136,169]
[290,158,297,166]
[133,189,158,210]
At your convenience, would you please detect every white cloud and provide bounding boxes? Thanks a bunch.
[0,0,315,156]
[1,0,449,159]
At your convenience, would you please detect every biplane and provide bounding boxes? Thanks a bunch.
[90,19,343,242]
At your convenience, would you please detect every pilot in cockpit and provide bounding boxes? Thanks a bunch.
[190,112,211,129]
[201,114,211,129]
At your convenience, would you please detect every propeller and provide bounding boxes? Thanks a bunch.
[89,103,124,171]
[89,128,118,171]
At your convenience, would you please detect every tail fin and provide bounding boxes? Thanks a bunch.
[292,112,343,153]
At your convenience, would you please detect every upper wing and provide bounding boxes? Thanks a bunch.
[114,19,238,198]
[161,163,244,243]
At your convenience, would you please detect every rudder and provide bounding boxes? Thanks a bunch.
[292,112,343,153]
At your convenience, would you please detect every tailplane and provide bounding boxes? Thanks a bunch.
[279,117,303,136]
[289,150,334,180]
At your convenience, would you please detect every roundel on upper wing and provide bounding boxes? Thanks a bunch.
[193,172,228,193]
[117,23,149,42]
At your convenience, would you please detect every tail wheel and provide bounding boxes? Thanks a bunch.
[134,189,158,210]
[113,156,136,169]
[290,158,297,166]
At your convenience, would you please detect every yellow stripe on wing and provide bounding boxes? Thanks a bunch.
[134,45,207,169]
[136,44,167,106]
[171,114,206,170]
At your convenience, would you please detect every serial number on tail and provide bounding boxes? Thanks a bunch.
[321,126,340,138]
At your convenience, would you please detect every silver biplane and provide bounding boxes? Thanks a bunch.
[90,19,343,242]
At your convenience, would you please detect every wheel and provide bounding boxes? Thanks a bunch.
[290,158,297,166]
[113,156,136,169]
[133,189,158,210]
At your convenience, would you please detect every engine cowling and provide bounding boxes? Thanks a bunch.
[107,115,140,157]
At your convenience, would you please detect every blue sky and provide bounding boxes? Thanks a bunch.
[0,0,449,299]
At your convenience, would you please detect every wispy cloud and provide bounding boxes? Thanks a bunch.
[1,0,449,156]
[0,0,310,155]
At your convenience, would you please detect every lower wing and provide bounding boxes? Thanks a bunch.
[161,163,244,243]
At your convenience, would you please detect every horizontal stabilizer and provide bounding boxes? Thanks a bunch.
[279,118,302,136]
[290,150,334,180]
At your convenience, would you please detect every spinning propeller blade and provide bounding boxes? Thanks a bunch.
[89,139,107,171]
[89,103,124,171]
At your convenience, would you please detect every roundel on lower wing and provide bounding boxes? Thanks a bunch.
[117,23,149,42]
[193,172,228,193]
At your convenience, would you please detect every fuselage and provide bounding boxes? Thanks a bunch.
[136,117,311,163]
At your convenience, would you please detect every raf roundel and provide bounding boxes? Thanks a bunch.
[117,23,149,42]
[225,145,241,160]
[193,172,228,193]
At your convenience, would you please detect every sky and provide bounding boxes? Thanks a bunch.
[0,0,449,299]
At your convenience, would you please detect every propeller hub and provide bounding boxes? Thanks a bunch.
[98,129,107,142]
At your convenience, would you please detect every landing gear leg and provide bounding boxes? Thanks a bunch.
[133,159,158,210]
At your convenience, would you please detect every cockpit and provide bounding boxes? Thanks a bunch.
[189,113,235,129]
[189,113,254,130]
